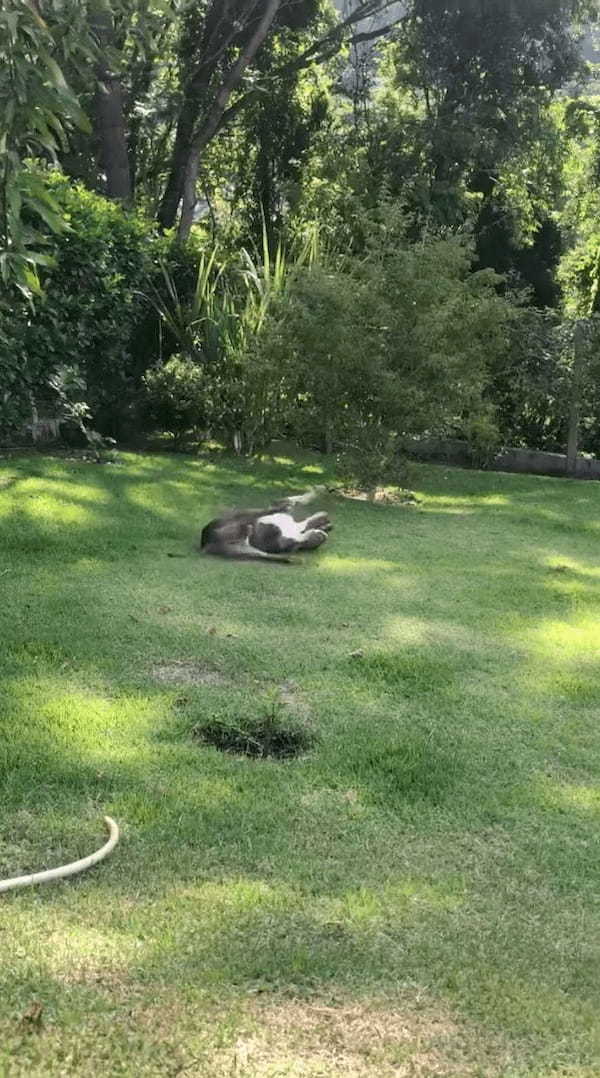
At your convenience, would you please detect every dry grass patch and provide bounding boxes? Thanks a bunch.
[208,996,515,1078]
[279,679,312,720]
[152,660,232,687]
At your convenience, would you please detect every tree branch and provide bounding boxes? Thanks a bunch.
[288,0,401,72]
[216,10,403,138]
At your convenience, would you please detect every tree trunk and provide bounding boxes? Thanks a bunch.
[157,99,199,231]
[90,3,132,204]
[177,147,200,240]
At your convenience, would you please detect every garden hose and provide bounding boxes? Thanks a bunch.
[0,816,119,893]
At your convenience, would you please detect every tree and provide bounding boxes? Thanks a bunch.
[388,0,594,221]
[157,0,403,237]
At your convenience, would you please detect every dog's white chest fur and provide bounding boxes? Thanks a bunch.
[256,512,304,541]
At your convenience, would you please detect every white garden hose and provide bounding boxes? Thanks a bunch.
[0,816,119,894]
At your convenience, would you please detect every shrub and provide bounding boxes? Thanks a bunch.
[335,426,405,494]
[193,695,316,759]
[0,300,34,433]
[143,355,209,446]
[26,172,161,435]
[0,170,201,443]
[486,306,565,451]
[256,211,511,480]
[463,409,502,468]
[48,365,116,460]
[146,232,309,454]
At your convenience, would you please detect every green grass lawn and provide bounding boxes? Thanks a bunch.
[1,448,600,1076]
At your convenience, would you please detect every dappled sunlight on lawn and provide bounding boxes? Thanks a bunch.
[542,553,600,579]
[420,502,477,515]
[380,615,484,652]
[421,493,511,509]
[525,614,600,659]
[331,877,466,919]
[533,775,600,816]
[41,924,141,985]
[319,554,402,574]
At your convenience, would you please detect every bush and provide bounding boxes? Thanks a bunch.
[143,355,209,446]
[0,170,197,443]
[0,300,34,433]
[28,172,161,435]
[463,409,502,468]
[145,235,306,454]
[256,211,511,480]
[487,306,564,451]
[335,426,406,493]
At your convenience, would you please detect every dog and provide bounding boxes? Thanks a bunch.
[198,487,332,562]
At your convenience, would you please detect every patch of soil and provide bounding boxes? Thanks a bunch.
[193,709,316,759]
[337,486,420,505]
[152,661,230,687]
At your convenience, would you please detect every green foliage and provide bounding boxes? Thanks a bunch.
[1,0,599,460]
[487,306,600,456]
[0,1,89,295]
[0,171,163,438]
[0,297,33,432]
[143,355,208,446]
[556,96,600,330]
[393,0,586,208]
[48,363,117,460]
[463,409,502,468]
[560,229,600,316]
[223,19,334,248]
[488,306,564,450]
[146,224,317,452]
[335,428,406,494]
[258,210,510,475]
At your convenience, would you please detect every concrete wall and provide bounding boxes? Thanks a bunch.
[495,447,600,479]
[407,439,600,480]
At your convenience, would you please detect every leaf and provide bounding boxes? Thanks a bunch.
[39,50,68,90]
[24,251,56,267]
[3,11,18,44]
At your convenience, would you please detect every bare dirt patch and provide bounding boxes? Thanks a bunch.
[337,487,421,506]
[152,661,231,688]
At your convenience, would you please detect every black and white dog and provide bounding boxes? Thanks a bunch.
[199,487,332,562]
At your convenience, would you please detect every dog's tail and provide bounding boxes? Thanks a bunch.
[271,485,326,511]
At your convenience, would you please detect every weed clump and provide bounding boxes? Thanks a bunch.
[193,698,316,759]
